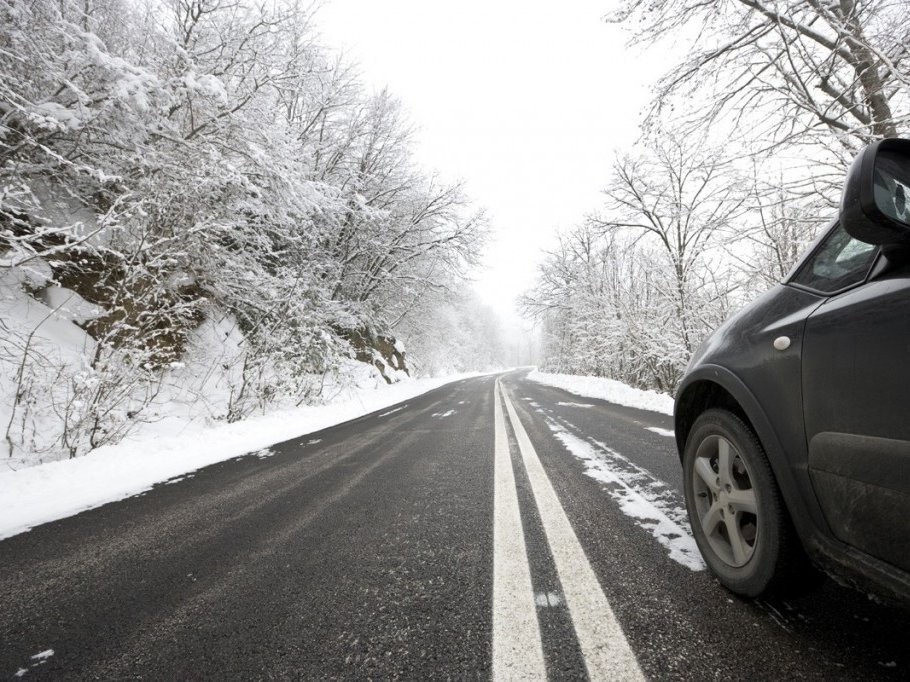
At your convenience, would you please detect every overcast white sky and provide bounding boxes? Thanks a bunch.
[316,1,666,322]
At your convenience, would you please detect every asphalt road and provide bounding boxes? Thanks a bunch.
[2,370,908,680]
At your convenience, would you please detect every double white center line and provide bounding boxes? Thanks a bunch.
[493,379,644,681]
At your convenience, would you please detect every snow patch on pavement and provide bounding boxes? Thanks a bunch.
[431,409,456,418]
[528,370,674,415]
[14,649,54,677]
[0,373,485,540]
[556,401,595,408]
[546,419,705,571]
[163,474,194,485]
[646,426,675,438]
[535,592,562,607]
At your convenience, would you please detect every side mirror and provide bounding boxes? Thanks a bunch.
[841,138,910,246]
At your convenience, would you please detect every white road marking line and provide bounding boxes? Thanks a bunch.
[492,381,546,679]
[499,380,645,681]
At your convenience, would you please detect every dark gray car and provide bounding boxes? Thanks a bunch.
[674,138,910,602]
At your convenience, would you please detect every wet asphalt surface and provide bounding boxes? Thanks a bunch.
[1,370,908,680]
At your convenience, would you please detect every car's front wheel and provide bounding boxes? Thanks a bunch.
[683,409,811,597]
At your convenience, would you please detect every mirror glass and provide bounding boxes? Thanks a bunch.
[873,150,910,227]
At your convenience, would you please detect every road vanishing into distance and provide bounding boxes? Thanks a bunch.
[2,371,909,680]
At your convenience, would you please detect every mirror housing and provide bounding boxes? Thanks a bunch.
[841,138,910,246]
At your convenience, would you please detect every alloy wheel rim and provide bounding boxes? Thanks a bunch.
[692,435,759,568]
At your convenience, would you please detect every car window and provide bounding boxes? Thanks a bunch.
[791,223,878,293]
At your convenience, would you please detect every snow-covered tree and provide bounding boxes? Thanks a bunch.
[0,0,488,459]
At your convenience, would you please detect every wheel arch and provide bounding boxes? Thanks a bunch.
[674,375,759,461]
[675,364,825,548]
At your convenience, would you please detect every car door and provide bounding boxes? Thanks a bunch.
[799,230,910,572]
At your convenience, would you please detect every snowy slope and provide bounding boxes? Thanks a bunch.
[0,266,99,461]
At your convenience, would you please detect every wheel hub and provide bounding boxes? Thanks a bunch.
[691,435,759,568]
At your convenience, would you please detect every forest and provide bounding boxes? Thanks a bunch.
[0,0,504,461]
[523,0,910,393]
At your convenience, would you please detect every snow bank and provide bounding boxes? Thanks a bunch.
[527,370,674,416]
[0,372,484,540]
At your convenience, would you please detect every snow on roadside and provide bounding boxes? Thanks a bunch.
[527,370,674,416]
[0,372,487,541]
[546,418,704,571]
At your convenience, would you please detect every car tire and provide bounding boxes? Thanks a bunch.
[683,408,813,598]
